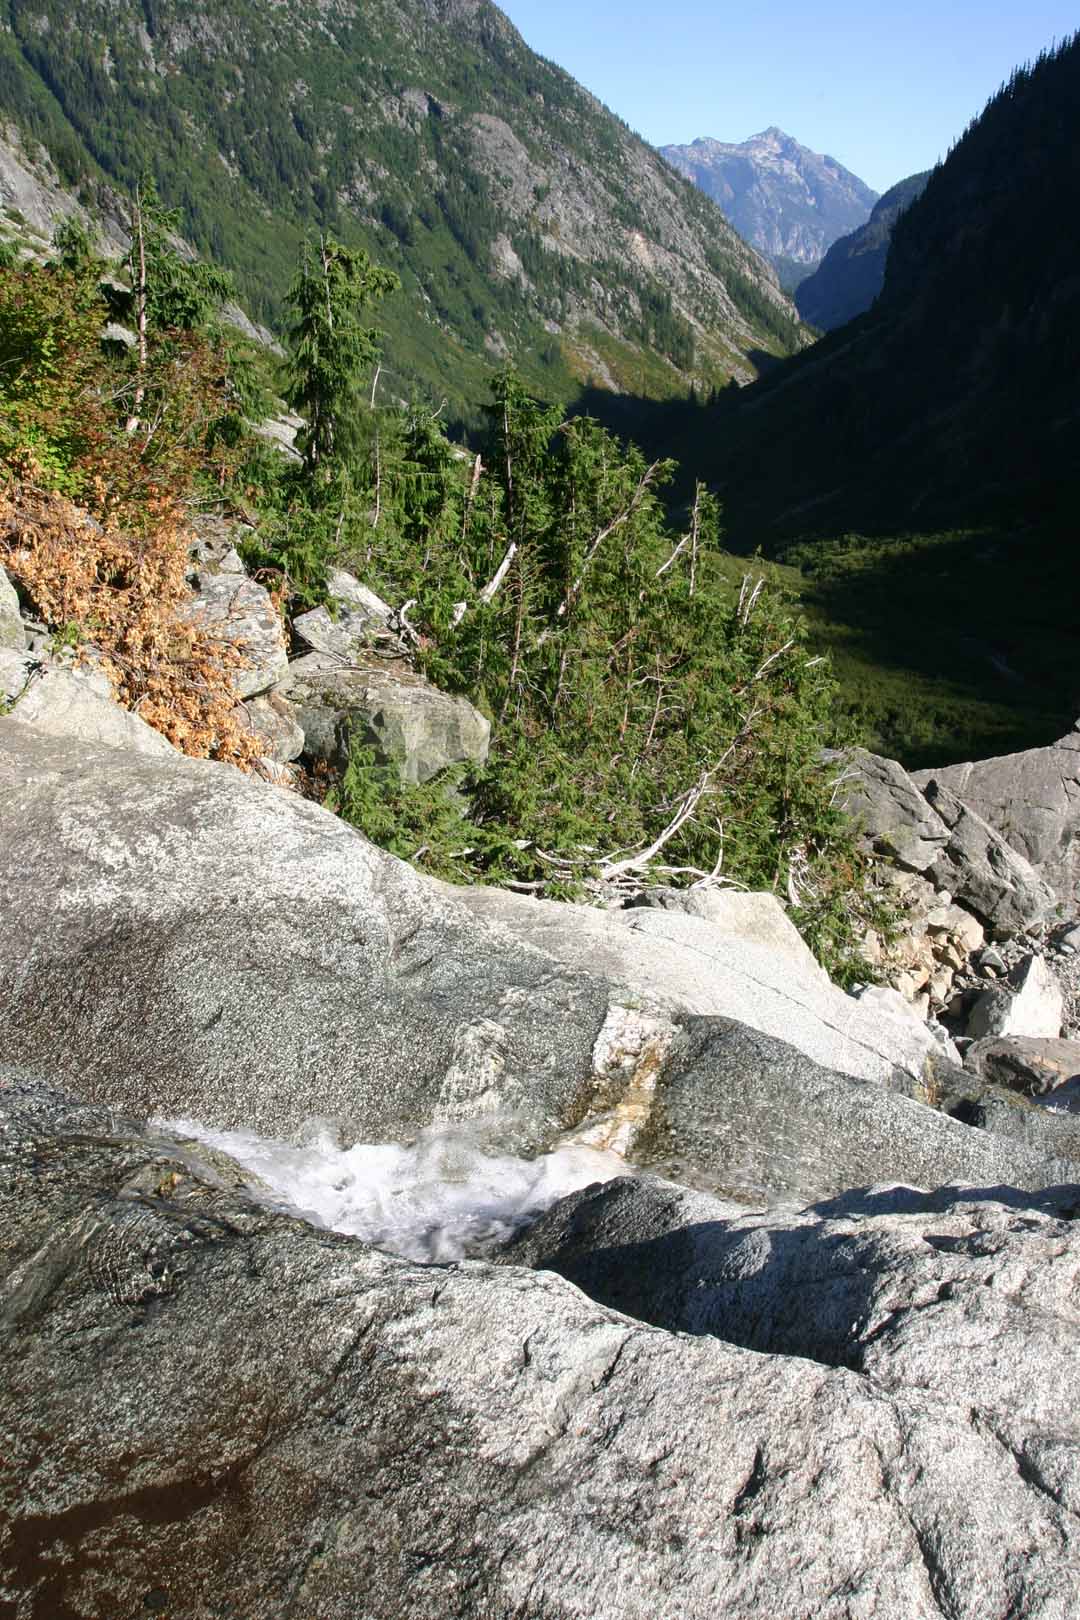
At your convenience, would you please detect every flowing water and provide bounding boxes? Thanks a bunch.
[156,1116,626,1263]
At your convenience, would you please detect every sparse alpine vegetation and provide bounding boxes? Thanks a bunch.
[0,209,881,977]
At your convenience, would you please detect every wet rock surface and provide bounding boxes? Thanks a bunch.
[3,722,1072,1206]
[4,1083,1080,1620]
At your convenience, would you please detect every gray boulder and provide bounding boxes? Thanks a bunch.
[828,746,949,870]
[2,724,1068,1206]
[967,954,1064,1040]
[3,1083,1080,1620]
[252,408,304,462]
[944,1086,1080,1166]
[328,567,395,622]
[922,779,1057,937]
[914,725,1080,911]
[0,721,613,1152]
[183,570,289,698]
[451,885,956,1086]
[4,664,175,756]
[501,1172,1080,1356]
[185,510,255,571]
[292,573,396,662]
[0,563,24,651]
[966,1036,1080,1095]
[281,653,490,784]
[242,690,305,764]
[621,1017,1073,1202]
[626,884,818,961]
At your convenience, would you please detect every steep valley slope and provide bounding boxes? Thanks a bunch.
[0,0,804,421]
[627,37,1080,768]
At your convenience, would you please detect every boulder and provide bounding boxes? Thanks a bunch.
[280,653,490,784]
[328,567,395,624]
[450,885,956,1086]
[4,664,175,757]
[828,746,948,870]
[292,573,396,662]
[501,1172,1080,1356]
[944,1087,1080,1166]
[3,723,1070,1206]
[0,647,35,704]
[242,690,305,764]
[0,720,614,1152]
[913,724,1080,911]
[185,511,255,572]
[619,1016,1072,1202]
[966,1036,1080,1096]
[183,570,289,698]
[921,779,1057,937]
[251,408,304,462]
[0,562,24,651]
[968,954,1063,1040]
[625,885,814,963]
[3,1083,1080,1620]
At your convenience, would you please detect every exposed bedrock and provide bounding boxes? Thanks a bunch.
[2,1084,1080,1620]
[1,720,1071,1204]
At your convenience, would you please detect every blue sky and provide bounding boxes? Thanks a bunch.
[498,1,1077,193]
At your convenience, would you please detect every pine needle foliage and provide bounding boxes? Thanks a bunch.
[321,363,878,973]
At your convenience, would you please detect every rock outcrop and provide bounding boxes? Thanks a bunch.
[913,725,1080,913]
[281,653,490,784]
[0,564,24,652]
[966,1036,1080,1096]
[450,883,952,1086]
[5,664,176,757]
[967,954,1064,1040]
[3,1083,1080,1620]
[183,568,289,699]
[3,720,1072,1204]
[834,745,1064,1026]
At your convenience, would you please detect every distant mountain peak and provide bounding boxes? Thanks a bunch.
[661,129,878,266]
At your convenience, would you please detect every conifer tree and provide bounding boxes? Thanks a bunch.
[284,236,398,488]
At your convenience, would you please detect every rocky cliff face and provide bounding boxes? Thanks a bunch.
[660,126,878,265]
[795,170,930,330]
[0,0,803,411]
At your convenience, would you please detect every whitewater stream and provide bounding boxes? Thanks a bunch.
[155,1117,626,1263]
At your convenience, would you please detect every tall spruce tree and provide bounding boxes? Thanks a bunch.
[284,236,398,489]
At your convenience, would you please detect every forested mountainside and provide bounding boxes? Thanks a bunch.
[660,127,877,267]
[692,34,1080,763]
[795,170,930,331]
[712,36,1080,540]
[0,0,804,421]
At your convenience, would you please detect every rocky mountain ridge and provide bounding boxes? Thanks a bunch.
[0,0,804,417]
[660,125,878,267]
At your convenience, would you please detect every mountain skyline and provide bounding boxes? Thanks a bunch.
[500,0,1078,193]
[660,127,878,267]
